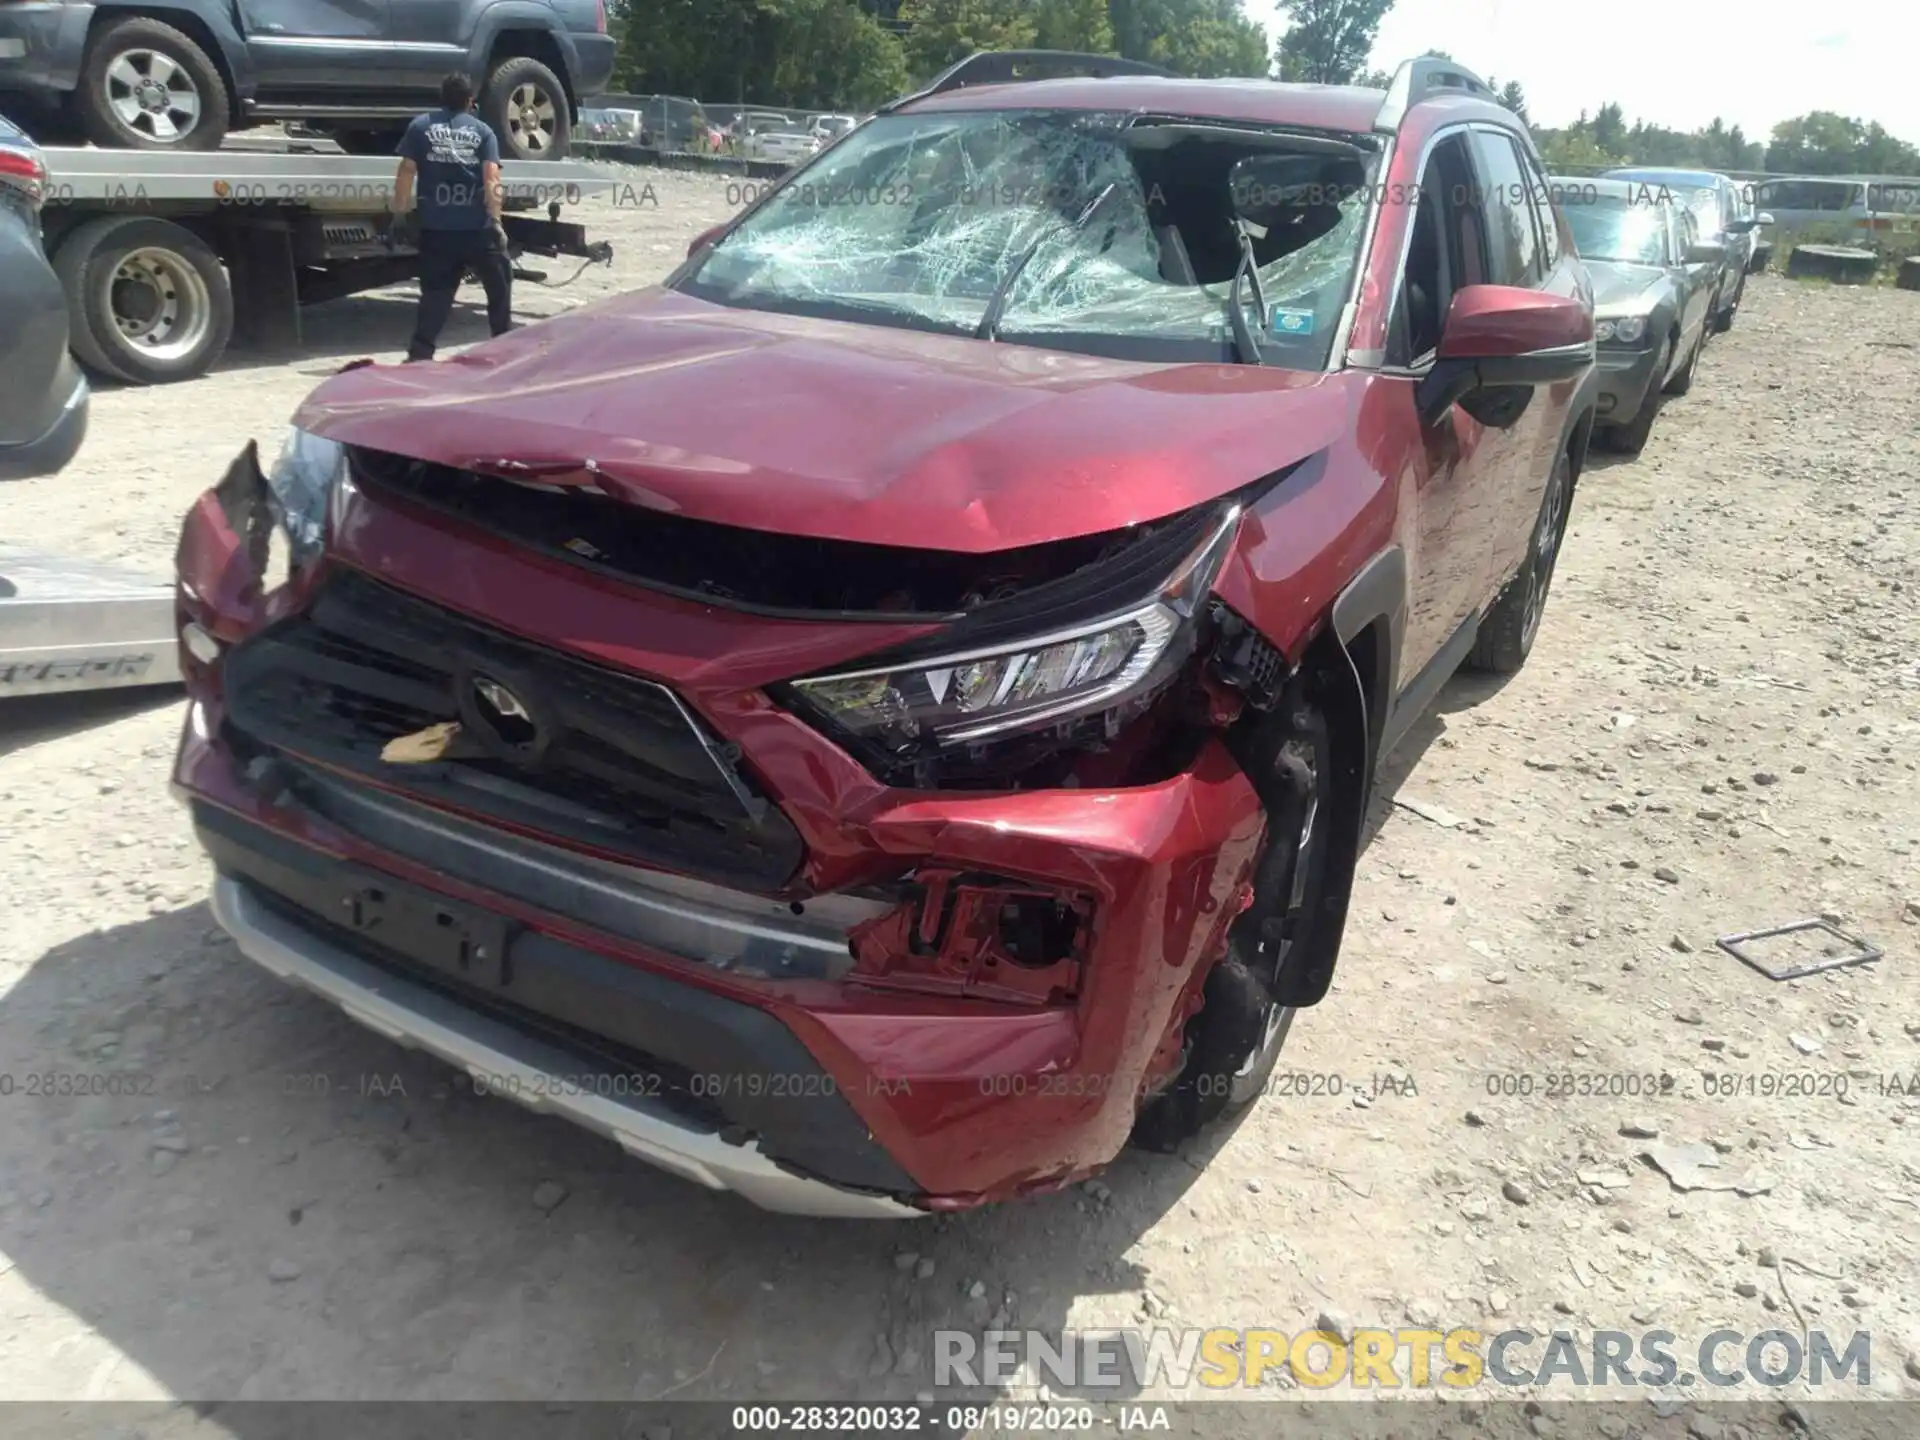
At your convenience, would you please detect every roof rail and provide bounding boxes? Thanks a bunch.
[876,49,1176,115]
[1372,55,1495,133]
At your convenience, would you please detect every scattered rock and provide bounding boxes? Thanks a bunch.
[1488,1290,1510,1315]
[1669,935,1694,953]
[531,1181,569,1214]
[151,1134,190,1154]
[1790,1034,1823,1055]
[1756,1247,1778,1268]
[1752,772,1779,787]
[267,1258,302,1282]
[967,1280,987,1300]
[1653,867,1681,885]
[1460,1197,1491,1221]
[1618,1121,1659,1139]
[1314,1308,1354,1343]
[1246,1178,1263,1194]
[893,1252,919,1272]
[915,1257,935,1280]
[1734,1281,1758,1298]
[1501,1179,1532,1206]
[149,1150,178,1177]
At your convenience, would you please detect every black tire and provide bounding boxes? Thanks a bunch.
[75,16,229,152]
[1899,257,1920,293]
[481,56,570,160]
[51,215,233,385]
[1662,326,1702,396]
[1131,711,1331,1151]
[1465,447,1573,674]
[332,127,407,157]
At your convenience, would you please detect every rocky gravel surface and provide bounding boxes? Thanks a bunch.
[0,172,1915,1431]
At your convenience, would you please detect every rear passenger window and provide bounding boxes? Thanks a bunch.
[1467,131,1542,286]
[1519,150,1561,267]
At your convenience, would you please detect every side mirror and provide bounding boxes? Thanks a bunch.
[687,223,726,258]
[1686,241,1727,264]
[1756,211,1775,227]
[1417,285,1593,429]
[1724,217,1758,235]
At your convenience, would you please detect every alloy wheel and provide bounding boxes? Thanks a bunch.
[105,49,202,142]
[507,83,559,154]
[1521,456,1571,648]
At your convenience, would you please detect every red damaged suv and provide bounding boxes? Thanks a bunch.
[173,53,1595,1217]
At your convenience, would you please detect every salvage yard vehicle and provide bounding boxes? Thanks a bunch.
[0,113,86,479]
[1554,177,1715,454]
[1604,167,1763,333]
[0,0,614,160]
[173,51,1595,1217]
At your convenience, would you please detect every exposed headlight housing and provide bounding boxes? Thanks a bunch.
[264,426,350,568]
[1594,315,1648,345]
[783,504,1243,778]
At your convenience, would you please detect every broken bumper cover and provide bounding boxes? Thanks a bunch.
[210,876,919,1219]
[178,712,1264,1211]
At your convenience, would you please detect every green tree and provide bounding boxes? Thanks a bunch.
[1497,80,1527,122]
[1535,127,1623,171]
[1032,0,1115,52]
[1274,0,1396,84]
[897,0,1036,79]
[1590,101,1626,155]
[1154,14,1269,76]
[770,0,911,108]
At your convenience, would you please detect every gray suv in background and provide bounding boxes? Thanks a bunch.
[0,0,614,159]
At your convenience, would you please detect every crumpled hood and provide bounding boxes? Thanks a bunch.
[294,289,1355,552]
[1587,261,1670,313]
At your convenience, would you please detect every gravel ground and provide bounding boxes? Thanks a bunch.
[1,169,1916,1425]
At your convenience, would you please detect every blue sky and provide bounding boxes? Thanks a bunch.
[1255,0,1920,144]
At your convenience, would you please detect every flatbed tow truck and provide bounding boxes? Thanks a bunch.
[4,138,617,700]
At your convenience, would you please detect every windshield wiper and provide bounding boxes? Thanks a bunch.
[976,182,1120,341]
[1225,220,1267,365]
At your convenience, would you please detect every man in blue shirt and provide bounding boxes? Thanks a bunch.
[393,74,513,362]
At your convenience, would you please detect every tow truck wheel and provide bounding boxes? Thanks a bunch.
[1130,711,1332,1152]
[481,56,571,161]
[52,216,233,385]
[76,16,230,152]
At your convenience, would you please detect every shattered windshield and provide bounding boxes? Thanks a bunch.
[676,109,1378,368]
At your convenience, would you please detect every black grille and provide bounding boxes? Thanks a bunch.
[223,567,803,889]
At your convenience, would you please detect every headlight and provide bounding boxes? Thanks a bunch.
[1595,315,1647,344]
[264,427,349,567]
[786,505,1242,758]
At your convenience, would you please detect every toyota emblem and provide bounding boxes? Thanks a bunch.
[468,674,541,753]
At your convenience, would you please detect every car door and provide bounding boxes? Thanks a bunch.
[1377,128,1505,690]
[240,0,395,90]
[1668,205,1710,352]
[1674,206,1718,324]
[383,0,472,93]
[1465,128,1579,599]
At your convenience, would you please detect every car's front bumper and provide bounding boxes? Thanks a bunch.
[176,686,1265,1214]
[1593,343,1662,427]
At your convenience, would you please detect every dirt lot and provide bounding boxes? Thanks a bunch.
[1,169,1916,1426]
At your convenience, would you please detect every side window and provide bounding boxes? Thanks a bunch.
[1518,149,1561,267]
[1391,132,1483,365]
[1466,130,1542,287]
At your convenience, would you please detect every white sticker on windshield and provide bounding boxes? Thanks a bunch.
[1269,306,1317,337]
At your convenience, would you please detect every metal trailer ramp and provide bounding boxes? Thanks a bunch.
[0,545,181,699]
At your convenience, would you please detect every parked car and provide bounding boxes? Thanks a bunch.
[0,0,615,159]
[0,115,87,481]
[1752,175,1920,246]
[1603,168,1762,332]
[623,94,718,153]
[173,53,1594,1217]
[578,108,641,146]
[1553,177,1716,454]
[738,121,819,165]
[810,113,859,143]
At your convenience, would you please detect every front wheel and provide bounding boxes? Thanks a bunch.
[481,56,571,160]
[1131,711,1331,1151]
[1663,326,1702,396]
[1712,272,1744,332]
[1466,446,1574,674]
